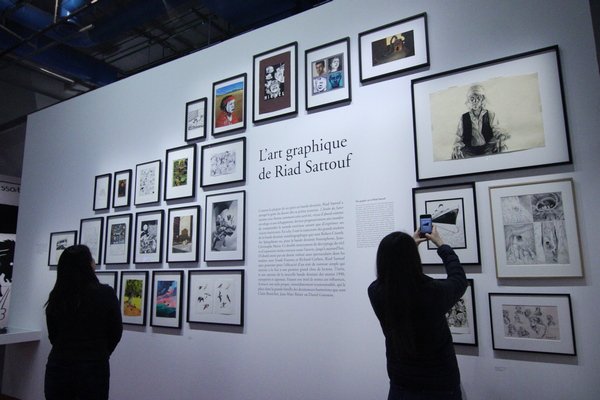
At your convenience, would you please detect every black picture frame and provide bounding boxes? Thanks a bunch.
[134,160,161,206]
[48,230,78,266]
[113,169,132,209]
[204,190,245,262]
[150,270,184,329]
[79,217,104,265]
[133,210,164,264]
[164,144,196,201]
[447,279,478,346]
[212,73,247,136]
[104,214,132,265]
[119,270,149,326]
[93,173,111,211]
[187,269,245,326]
[167,205,200,263]
[185,97,207,142]
[200,137,246,188]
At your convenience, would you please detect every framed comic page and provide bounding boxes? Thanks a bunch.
[187,269,244,326]
[164,144,196,201]
[104,214,132,265]
[113,169,132,208]
[447,279,477,346]
[200,137,246,188]
[119,271,149,326]
[212,74,246,136]
[134,160,161,206]
[79,217,104,265]
[167,206,200,263]
[133,210,164,264]
[48,230,77,266]
[151,270,184,329]
[185,97,207,141]
[204,190,245,262]
[93,173,111,211]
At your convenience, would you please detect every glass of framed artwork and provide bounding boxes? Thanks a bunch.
[185,97,207,141]
[112,169,132,208]
[489,293,576,355]
[167,206,200,263]
[133,210,164,264]
[252,42,298,123]
[212,74,246,136]
[489,178,582,278]
[151,270,184,329]
[200,137,246,188]
[187,269,244,326]
[48,230,77,266]
[104,214,132,265]
[134,160,161,206]
[96,271,118,291]
[164,144,196,201]
[79,217,104,265]
[119,271,149,326]
[447,279,477,346]
[93,173,111,211]
[204,190,245,262]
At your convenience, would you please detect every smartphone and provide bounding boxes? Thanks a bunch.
[419,214,432,238]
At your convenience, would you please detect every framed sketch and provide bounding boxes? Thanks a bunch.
[104,214,132,265]
[167,206,200,263]
[489,293,576,355]
[79,217,104,264]
[96,271,118,291]
[187,269,244,326]
[112,169,132,208]
[412,45,571,181]
[305,37,351,111]
[93,173,111,211]
[204,191,245,262]
[412,182,480,265]
[119,271,149,326]
[212,74,246,136]
[48,230,77,266]
[150,270,184,328]
[359,13,429,83]
[200,137,246,188]
[164,144,196,201]
[252,42,298,122]
[447,279,477,346]
[134,160,161,205]
[489,178,582,278]
[185,97,207,141]
[133,210,164,264]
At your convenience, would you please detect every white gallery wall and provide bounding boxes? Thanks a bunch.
[3,0,600,399]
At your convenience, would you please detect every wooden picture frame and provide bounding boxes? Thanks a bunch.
[212,74,247,136]
[185,97,207,141]
[200,137,246,188]
[151,270,184,329]
[187,269,244,326]
[204,190,245,262]
[134,160,161,206]
[119,271,149,326]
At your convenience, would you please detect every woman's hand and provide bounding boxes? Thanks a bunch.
[425,226,445,247]
[413,229,427,246]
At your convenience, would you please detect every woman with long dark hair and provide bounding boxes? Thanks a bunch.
[368,227,467,400]
[44,245,122,400]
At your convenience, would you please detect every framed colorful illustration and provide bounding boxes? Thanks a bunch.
[167,206,200,263]
[489,293,576,355]
[252,42,298,122]
[112,169,132,208]
[412,182,480,265]
[93,173,111,211]
[164,144,196,201]
[359,12,429,83]
[204,191,245,262]
[119,271,149,326]
[489,178,582,278]
[48,230,77,266]
[187,269,244,326]
[151,270,184,328]
[447,279,477,346]
[96,271,118,291]
[134,160,161,205]
[185,97,207,141]
[305,37,351,111]
[104,214,132,265]
[133,210,164,264]
[200,137,246,188]
[79,217,104,265]
[212,74,246,136]
[412,46,571,181]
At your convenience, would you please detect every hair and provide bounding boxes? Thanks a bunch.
[220,95,235,111]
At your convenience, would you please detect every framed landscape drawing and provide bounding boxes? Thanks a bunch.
[489,293,576,355]
[212,74,246,135]
[48,230,77,266]
[96,271,118,291]
[412,46,571,181]
[120,271,148,326]
[104,214,132,265]
[447,279,477,346]
[305,37,351,111]
[93,173,111,211]
[187,269,244,326]
[200,137,246,188]
[185,97,207,141]
[133,210,164,264]
[167,206,200,263]
[204,191,245,262]
[79,217,104,265]
[134,160,161,205]
[151,270,184,329]
[165,144,196,201]
[112,169,132,208]
[489,178,582,278]
[359,13,429,83]
[253,42,298,122]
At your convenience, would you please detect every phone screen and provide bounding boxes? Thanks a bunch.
[419,215,432,235]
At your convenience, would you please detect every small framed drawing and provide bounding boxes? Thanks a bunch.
[489,178,582,278]
[134,160,161,206]
[93,173,111,211]
[412,45,571,181]
[164,144,196,201]
[212,73,246,136]
[447,279,477,346]
[359,12,429,83]
[167,205,200,263]
[185,97,207,141]
[96,271,118,291]
[112,169,132,208]
[412,182,480,265]
[187,269,244,326]
[133,210,164,264]
[48,230,77,266]
[104,214,132,265]
[79,217,104,265]
[200,137,246,188]
[252,42,298,123]
[489,293,576,355]
[204,190,245,262]
[151,270,184,328]
[305,37,351,111]
[119,271,149,326]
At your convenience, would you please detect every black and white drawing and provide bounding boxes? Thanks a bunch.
[104,214,132,265]
[187,269,244,326]
[200,138,246,188]
[134,210,163,264]
[93,174,111,211]
[48,230,77,266]
[135,160,161,205]
[204,191,245,262]
[446,279,477,345]
[185,97,207,141]
[79,217,103,265]
[425,197,466,249]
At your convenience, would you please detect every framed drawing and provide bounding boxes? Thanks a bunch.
[185,97,207,141]
[412,46,571,181]
[119,271,149,326]
[252,42,298,122]
[359,12,429,83]
[134,160,161,205]
[200,137,246,188]
[212,74,246,136]
[151,270,184,328]
[48,230,77,266]
[167,205,200,263]
[489,178,582,278]
[96,271,118,291]
[104,214,132,265]
[187,269,244,326]
[489,293,576,355]
[93,173,111,211]
[412,182,480,265]
[305,37,351,111]
[133,210,164,264]
[164,144,196,201]
[447,279,477,346]
[204,190,245,262]
[79,217,104,265]
[112,169,132,208]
